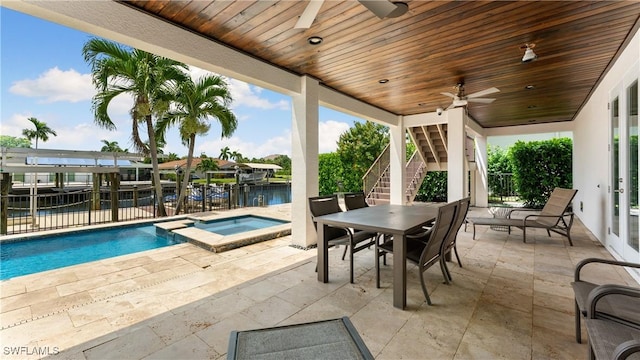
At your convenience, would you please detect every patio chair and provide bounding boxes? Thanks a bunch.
[467,187,578,245]
[570,257,640,343]
[584,284,640,359]
[441,197,470,281]
[343,191,369,211]
[375,200,457,305]
[309,195,378,284]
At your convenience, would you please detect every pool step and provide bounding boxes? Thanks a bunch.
[154,219,195,240]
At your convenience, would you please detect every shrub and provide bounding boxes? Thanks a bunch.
[318,153,344,196]
[508,138,572,207]
[415,171,447,202]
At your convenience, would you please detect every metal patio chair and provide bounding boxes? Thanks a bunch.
[375,200,458,305]
[309,194,378,283]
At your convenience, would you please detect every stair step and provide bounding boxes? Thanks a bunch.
[370,193,390,200]
[370,199,390,205]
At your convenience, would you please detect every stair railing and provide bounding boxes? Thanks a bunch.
[405,151,427,202]
[362,144,390,198]
[362,144,429,204]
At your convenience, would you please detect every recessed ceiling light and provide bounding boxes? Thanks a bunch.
[379,79,389,84]
[528,105,537,109]
[525,85,535,90]
[307,36,323,45]
[418,103,427,107]
[528,119,536,123]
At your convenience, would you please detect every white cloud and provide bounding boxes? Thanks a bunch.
[186,66,289,111]
[228,78,289,111]
[106,94,136,118]
[319,120,350,153]
[0,111,131,151]
[43,122,130,152]
[9,67,94,103]
[0,113,35,138]
[188,120,349,159]
[195,130,291,160]
[186,120,349,159]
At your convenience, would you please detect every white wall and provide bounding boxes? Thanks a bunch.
[573,28,640,243]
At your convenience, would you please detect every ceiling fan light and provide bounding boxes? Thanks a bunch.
[522,46,537,63]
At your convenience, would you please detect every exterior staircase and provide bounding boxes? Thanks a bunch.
[363,124,450,205]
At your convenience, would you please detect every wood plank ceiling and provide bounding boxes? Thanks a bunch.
[123,1,640,128]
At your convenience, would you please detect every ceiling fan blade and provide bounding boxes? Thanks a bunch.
[358,0,397,19]
[446,103,457,110]
[440,92,456,99]
[467,87,500,99]
[468,98,496,104]
[294,0,324,29]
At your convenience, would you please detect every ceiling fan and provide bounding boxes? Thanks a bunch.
[295,0,408,29]
[441,82,500,110]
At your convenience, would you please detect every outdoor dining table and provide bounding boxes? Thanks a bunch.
[313,203,440,309]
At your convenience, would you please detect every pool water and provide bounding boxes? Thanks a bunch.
[195,215,288,236]
[0,225,180,280]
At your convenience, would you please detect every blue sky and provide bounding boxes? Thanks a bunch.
[0,8,363,159]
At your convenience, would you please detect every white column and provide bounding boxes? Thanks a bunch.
[447,107,465,201]
[474,135,489,207]
[389,116,406,204]
[291,76,319,247]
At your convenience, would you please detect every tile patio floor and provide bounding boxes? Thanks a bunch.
[1,204,638,359]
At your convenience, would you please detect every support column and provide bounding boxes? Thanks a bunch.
[291,76,319,247]
[389,116,406,205]
[448,107,466,201]
[474,135,489,207]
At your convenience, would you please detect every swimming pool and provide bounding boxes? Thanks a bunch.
[0,225,181,280]
[195,215,289,236]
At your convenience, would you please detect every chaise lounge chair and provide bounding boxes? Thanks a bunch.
[467,187,578,245]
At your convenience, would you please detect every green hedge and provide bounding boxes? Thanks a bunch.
[318,152,344,196]
[509,138,572,207]
[415,171,447,202]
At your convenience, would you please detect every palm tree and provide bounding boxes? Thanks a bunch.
[219,146,231,160]
[196,157,219,172]
[83,38,188,216]
[100,139,128,152]
[230,150,243,162]
[21,117,56,227]
[157,74,237,214]
[22,117,57,149]
[165,153,180,162]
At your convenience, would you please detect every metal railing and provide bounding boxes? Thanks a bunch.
[405,151,426,201]
[362,144,390,198]
[488,173,519,203]
[1,182,292,235]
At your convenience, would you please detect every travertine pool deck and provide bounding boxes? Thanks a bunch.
[0,204,638,359]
